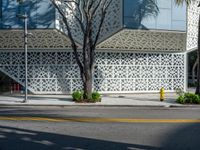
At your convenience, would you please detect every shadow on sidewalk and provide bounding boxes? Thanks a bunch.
[0,123,200,150]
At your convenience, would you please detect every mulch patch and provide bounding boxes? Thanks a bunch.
[73,99,101,103]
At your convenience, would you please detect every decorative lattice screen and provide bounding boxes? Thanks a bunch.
[0,50,185,94]
[187,0,200,51]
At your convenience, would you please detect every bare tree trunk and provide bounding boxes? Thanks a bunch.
[192,57,198,84]
[195,15,200,95]
[82,69,93,99]
[81,42,94,99]
[80,55,93,99]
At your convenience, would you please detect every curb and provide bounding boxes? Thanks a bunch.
[0,103,194,108]
[0,104,167,107]
[169,104,200,108]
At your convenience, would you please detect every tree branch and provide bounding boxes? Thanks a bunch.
[89,0,112,69]
[51,0,84,72]
[93,0,112,47]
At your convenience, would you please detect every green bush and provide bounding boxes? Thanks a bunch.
[192,95,200,104]
[91,92,101,102]
[72,91,101,103]
[176,96,185,104]
[184,93,198,104]
[176,93,200,104]
[72,91,83,102]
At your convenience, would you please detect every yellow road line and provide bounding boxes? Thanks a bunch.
[0,117,200,123]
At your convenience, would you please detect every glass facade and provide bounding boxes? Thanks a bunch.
[0,0,55,29]
[0,0,187,31]
[124,0,186,31]
[0,0,2,19]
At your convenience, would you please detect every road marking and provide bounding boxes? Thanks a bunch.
[0,117,200,123]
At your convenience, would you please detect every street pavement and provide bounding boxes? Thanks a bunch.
[0,106,199,150]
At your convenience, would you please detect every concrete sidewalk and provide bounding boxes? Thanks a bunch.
[0,93,184,107]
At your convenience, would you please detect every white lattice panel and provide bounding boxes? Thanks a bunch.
[55,0,122,44]
[97,29,186,52]
[0,50,185,94]
[187,0,200,51]
[0,30,72,50]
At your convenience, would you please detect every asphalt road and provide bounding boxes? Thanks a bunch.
[0,106,200,150]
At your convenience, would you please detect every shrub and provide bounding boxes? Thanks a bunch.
[91,92,101,102]
[191,94,200,104]
[72,91,83,102]
[184,93,199,104]
[176,96,185,104]
[176,93,200,104]
[72,91,101,103]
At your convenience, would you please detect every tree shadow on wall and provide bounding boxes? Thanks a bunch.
[124,0,159,29]
[94,65,104,93]
[1,0,54,29]
[0,125,159,150]
[56,52,104,94]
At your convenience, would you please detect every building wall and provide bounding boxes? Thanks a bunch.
[0,50,185,94]
[0,0,187,94]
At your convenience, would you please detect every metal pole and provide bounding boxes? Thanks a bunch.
[23,14,28,103]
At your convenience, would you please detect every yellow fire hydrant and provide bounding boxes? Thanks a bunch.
[160,87,165,101]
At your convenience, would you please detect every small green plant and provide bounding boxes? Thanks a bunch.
[176,95,185,104]
[72,91,83,102]
[91,92,101,102]
[72,91,101,103]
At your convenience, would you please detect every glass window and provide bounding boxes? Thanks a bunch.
[36,0,55,28]
[172,2,186,20]
[0,0,2,18]
[141,16,156,29]
[1,0,55,29]
[0,0,1,28]
[172,20,186,31]
[156,8,171,30]
[157,0,171,9]
[2,0,23,28]
[124,0,186,31]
